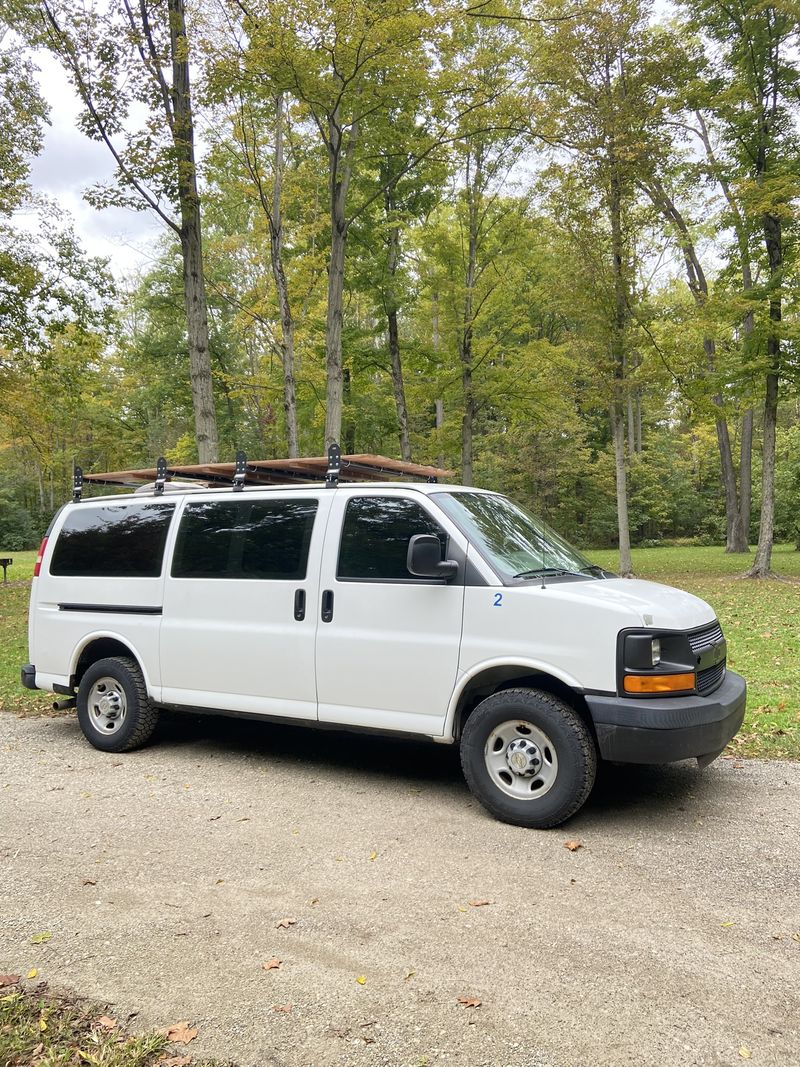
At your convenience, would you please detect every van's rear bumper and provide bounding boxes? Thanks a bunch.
[585,670,746,764]
[21,664,38,690]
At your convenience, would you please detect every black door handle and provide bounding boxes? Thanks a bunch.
[321,589,334,623]
[294,588,306,621]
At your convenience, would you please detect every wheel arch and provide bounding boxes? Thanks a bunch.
[69,633,153,694]
[445,660,593,743]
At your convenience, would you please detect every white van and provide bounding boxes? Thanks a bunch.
[22,449,746,828]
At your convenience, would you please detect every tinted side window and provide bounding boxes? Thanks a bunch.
[172,498,318,580]
[50,503,175,578]
[337,497,447,581]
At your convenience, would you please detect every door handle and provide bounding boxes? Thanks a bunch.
[321,589,334,623]
[294,588,306,621]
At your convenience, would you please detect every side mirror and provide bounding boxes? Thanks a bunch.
[407,534,458,580]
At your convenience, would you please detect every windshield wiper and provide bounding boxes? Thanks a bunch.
[514,567,582,579]
[579,564,606,577]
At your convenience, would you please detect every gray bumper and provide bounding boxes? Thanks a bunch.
[585,670,746,764]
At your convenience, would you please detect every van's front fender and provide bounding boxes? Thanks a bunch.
[439,657,585,744]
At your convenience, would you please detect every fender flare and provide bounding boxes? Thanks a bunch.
[70,631,156,697]
[441,657,584,743]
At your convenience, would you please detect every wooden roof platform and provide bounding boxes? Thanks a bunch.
[81,452,454,489]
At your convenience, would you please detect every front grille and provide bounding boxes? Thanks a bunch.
[688,621,724,654]
[697,660,725,695]
[690,620,726,696]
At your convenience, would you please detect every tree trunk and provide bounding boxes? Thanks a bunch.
[323,108,356,449]
[715,412,746,552]
[609,166,633,576]
[460,152,479,486]
[269,93,299,458]
[611,401,632,576]
[169,0,219,463]
[388,308,412,461]
[748,212,782,577]
[384,189,411,461]
[739,407,753,542]
[434,398,444,470]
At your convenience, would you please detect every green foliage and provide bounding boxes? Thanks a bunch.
[0,493,36,550]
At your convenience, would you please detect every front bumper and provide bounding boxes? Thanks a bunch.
[585,670,746,764]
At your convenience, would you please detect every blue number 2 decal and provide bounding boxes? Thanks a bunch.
[493,593,503,607]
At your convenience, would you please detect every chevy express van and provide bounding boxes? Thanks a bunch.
[22,449,746,828]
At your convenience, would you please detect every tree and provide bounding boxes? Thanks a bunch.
[533,0,666,574]
[682,0,800,575]
[35,0,220,462]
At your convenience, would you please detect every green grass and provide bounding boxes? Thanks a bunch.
[588,544,800,760]
[0,983,229,1067]
[0,551,50,715]
[2,545,798,759]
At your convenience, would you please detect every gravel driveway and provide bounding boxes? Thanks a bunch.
[1,710,798,1067]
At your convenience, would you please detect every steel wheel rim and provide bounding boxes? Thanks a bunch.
[87,677,127,735]
[484,720,558,800]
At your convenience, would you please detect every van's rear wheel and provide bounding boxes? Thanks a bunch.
[460,688,597,828]
[77,656,158,753]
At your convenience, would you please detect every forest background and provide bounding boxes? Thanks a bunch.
[0,0,798,578]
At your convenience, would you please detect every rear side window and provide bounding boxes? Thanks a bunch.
[337,496,447,581]
[172,498,318,580]
[50,503,175,578]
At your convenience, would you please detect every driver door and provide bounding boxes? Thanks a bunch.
[315,491,467,736]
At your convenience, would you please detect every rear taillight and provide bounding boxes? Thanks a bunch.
[33,537,48,577]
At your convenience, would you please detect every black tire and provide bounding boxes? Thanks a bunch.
[77,656,159,753]
[460,688,597,829]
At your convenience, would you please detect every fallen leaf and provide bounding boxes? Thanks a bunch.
[164,1021,197,1044]
[96,1016,117,1030]
[403,970,416,981]
[369,851,378,861]
[161,1057,192,1067]
[792,933,800,943]
[0,976,20,988]
[215,879,224,885]
[721,921,737,928]
[468,899,494,908]
[563,840,583,852]
[272,1004,292,1013]
[30,932,52,944]
[82,879,97,887]
[362,1035,376,1044]
[27,969,37,980]
[457,996,481,1008]
[276,917,297,929]
[39,1017,47,1032]
[262,958,282,971]
[356,975,367,985]
[739,1048,752,1059]
[309,898,320,905]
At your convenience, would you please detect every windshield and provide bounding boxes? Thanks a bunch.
[436,491,598,581]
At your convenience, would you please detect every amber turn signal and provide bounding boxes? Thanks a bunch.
[623,672,696,694]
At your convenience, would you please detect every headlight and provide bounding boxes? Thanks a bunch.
[619,629,696,696]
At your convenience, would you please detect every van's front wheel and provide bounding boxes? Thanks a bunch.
[460,688,596,828]
[77,656,159,753]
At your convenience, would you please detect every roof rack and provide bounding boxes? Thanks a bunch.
[75,443,454,500]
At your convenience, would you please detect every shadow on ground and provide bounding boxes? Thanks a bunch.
[145,708,706,827]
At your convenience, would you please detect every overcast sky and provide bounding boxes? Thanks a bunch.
[24,49,163,278]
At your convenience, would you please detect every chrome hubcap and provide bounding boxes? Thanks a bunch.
[87,677,127,735]
[485,720,558,800]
